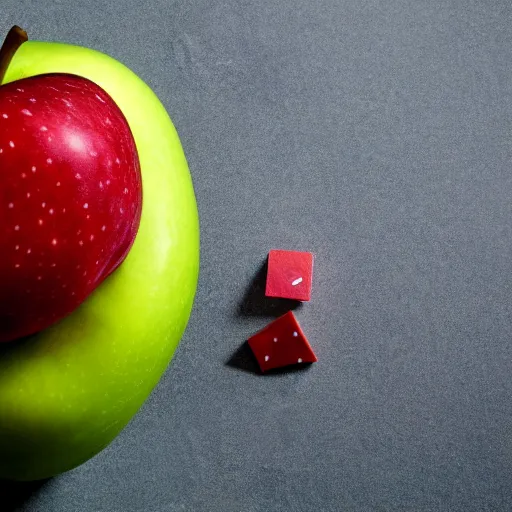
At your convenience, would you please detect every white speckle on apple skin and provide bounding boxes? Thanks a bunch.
[15,245,19,251]
[14,225,20,231]
[75,173,81,179]
[40,126,48,131]
[83,203,89,209]
[21,173,26,178]
[31,166,36,172]
[38,219,43,226]
[14,264,20,269]
[101,225,106,231]
[29,98,36,103]
[8,203,13,208]
[9,141,14,148]
[79,241,84,246]
[264,355,270,362]
[56,182,61,187]
[95,94,106,103]
[51,239,58,246]
[298,358,303,363]
[26,193,31,198]
[27,249,31,254]
[42,203,46,208]
[21,109,32,116]
[46,158,52,164]
[49,209,54,215]
[2,113,8,118]
[293,331,298,337]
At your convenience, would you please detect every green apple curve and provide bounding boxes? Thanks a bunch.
[0,36,200,480]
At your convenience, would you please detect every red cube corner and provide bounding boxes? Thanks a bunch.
[265,249,314,301]
[247,311,317,373]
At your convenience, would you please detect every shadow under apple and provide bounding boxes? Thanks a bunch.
[0,478,49,511]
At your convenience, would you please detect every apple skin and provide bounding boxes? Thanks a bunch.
[0,74,143,342]
[0,41,199,480]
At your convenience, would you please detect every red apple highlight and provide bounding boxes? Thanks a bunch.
[0,73,142,343]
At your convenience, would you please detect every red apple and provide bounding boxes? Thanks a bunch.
[0,73,142,343]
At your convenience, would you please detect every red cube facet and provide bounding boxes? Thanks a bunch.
[247,311,317,373]
[265,249,314,301]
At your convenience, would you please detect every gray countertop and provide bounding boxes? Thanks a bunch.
[2,1,512,510]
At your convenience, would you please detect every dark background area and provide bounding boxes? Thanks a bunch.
[2,1,512,510]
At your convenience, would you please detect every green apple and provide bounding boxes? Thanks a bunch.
[0,29,199,480]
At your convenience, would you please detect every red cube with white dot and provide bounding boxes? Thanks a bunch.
[247,311,317,372]
[265,249,314,302]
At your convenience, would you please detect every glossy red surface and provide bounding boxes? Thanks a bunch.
[0,73,142,342]
[265,249,314,301]
[248,311,317,372]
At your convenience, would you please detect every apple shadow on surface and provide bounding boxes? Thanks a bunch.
[236,259,302,317]
[0,478,49,511]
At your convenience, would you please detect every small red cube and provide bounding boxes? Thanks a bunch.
[247,311,317,373]
[265,249,314,301]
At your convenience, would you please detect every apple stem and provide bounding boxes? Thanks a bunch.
[0,26,28,85]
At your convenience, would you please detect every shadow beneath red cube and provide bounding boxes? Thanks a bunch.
[236,259,302,317]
